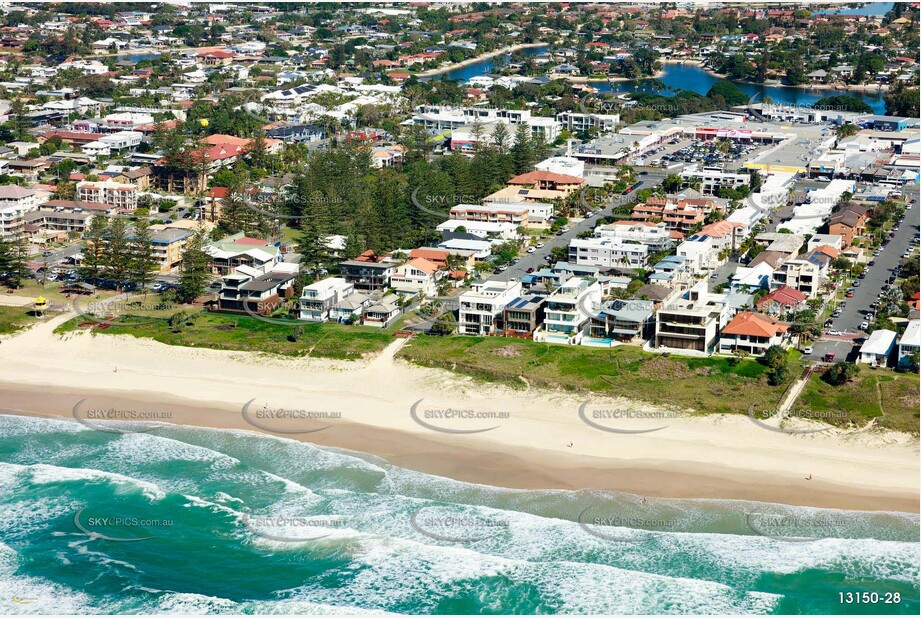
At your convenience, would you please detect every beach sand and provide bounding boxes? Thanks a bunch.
[1,314,918,513]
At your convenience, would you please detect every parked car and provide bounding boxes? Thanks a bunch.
[827,329,841,336]
[803,346,813,355]
[859,321,869,331]
[527,247,536,253]
[823,353,836,362]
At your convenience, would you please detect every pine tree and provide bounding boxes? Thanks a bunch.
[511,123,534,174]
[0,234,29,287]
[177,224,211,304]
[80,216,110,283]
[128,218,159,293]
[104,217,132,289]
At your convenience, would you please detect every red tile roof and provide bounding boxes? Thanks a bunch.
[721,311,789,338]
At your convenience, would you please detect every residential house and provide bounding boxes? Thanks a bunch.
[298,277,355,322]
[205,233,282,275]
[458,279,522,335]
[217,267,297,315]
[495,295,546,337]
[897,320,920,368]
[827,204,868,247]
[585,299,655,346]
[718,311,790,356]
[858,329,897,366]
[755,285,808,316]
[362,293,401,328]
[339,252,397,292]
[390,257,440,297]
[534,277,602,345]
[655,282,751,354]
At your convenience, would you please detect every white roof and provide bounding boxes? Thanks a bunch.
[900,320,921,348]
[860,329,897,355]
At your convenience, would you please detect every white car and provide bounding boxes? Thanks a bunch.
[527,247,536,253]
[859,321,869,331]
[827,329,842,336]
[803,346,813,355]
[536,243,545,249]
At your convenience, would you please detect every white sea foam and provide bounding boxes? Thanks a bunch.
[0,542,97,615]
[25,463,166,502]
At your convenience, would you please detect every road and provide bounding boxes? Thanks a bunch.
[488,171,667,283]
[805,185,920,362]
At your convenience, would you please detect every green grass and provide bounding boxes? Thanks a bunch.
[397,335,790,415]
[0,305,35,335]
[796,366,919,433]
[55,311,394,360]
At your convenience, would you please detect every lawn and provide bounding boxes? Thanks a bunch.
[796,366,920,433]
[55,311,394,361]
[397,335,790,415]
[0,304,36,335]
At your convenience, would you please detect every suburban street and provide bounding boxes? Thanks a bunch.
[488,170,667,283]
[808,185,920,363]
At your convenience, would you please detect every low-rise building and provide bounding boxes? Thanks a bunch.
[897,320,920,368]
[718,311,790,356]
[449,203,529,226]
[0,185,38,239]
[585,299,655,346]
[496,294,546,337]
[458,279,522,335]
[77,180,139,211]
[594,220,676,251]
[534,277,601,345]
[217,267,297,315]
[299,277,355,321]
[858,329,897,366]
[390,257,440,297]
[569,237,649,269]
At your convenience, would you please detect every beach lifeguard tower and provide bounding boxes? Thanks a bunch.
[33,296,48,317]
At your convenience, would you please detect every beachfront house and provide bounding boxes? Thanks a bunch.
[717,311,790,356]
[585,299,655,346]
[533,277,602,345]
[858,329,897,367]
[298,277,355,322]
[458,279,523,335]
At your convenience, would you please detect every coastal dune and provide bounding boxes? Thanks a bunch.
[1,315,917,513]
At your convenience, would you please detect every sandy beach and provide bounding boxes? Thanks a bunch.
[1,314,918,513]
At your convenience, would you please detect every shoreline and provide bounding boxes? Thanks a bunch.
[416,42,547,78]
[1,315,918,513]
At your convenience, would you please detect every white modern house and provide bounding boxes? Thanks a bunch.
[299,277,355,321]
[458,279,522,335]
[534,277,602,345]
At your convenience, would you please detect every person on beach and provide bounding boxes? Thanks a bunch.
[806,473,812,480]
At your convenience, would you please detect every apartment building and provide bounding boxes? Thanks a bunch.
[534,277,602,345]
[555,111,620,134]
[458,279,522,335]
[150,228,193,272]
[480,198,554,224]
[0,185,38,239]
[594,220,676,251]
[680,165,750,195]
[771,255,825,299]
[77,180,139,211]
[412,105,561,143]
[632,195,723,234]
[569,237,650,269]
[23,209,92,241]
[449,203,529,226]
[299,277,355,321]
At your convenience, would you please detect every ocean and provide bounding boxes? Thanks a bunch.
[0,414,917,615]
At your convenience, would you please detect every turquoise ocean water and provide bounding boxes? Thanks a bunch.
[0,414,918,614]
